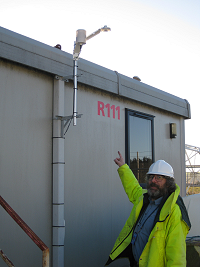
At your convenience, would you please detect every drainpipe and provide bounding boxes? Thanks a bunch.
[52,77,65,267]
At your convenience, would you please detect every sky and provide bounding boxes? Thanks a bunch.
[0,0,200,161]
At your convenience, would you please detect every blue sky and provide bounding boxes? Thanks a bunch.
[0,0,200,151]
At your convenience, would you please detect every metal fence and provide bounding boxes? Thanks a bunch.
[0,196,49,267]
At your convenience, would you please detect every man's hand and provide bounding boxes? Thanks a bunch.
[114,151,125,167]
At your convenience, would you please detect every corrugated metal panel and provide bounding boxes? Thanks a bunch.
[0,26,73,77]
[0,26,190,119]
[118,73,191,118]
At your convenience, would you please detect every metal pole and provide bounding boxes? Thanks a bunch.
[73,59,78,126]
[85,29,101,41]
[43,249,49,267]
[0,250,15,267]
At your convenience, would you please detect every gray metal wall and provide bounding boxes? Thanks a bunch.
[0,60,53,267]
[0,58,187,267]
[63,81,186,267]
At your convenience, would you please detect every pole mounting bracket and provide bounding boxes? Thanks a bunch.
[54,114,83,137]
[55,74,83,83]
[55,75,74,82]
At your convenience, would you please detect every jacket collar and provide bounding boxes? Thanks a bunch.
[159,184,180,221]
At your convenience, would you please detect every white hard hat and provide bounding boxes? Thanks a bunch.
[147,160,174,178]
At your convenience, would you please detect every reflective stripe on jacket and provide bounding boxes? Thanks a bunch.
[107,164,191,267]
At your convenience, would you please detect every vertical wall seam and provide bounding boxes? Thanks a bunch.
[114,71,122,95]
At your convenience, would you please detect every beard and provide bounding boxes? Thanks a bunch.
[147,182,168,199]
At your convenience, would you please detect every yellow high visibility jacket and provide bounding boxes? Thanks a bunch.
[106,164,191,267]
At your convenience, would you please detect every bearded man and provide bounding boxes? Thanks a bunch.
[106,151,191,267]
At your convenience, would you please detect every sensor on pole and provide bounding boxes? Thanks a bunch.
[72,26,111,126]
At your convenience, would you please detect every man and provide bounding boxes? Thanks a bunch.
[106,151,191,267]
